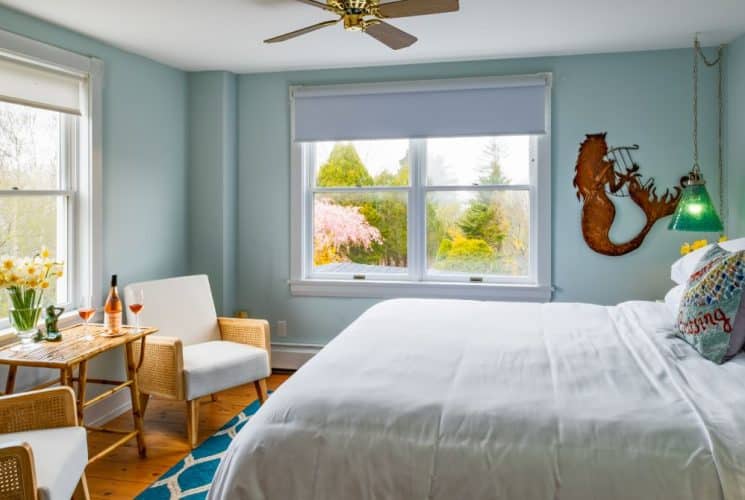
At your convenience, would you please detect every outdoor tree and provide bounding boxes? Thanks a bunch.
[316,143,409,267]
[0,102,61,317]
[314,139,529,276]
[317,143,373,187]
[457,201,508,249]
[313,198,382,265]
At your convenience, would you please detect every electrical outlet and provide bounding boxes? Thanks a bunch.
[277,320,288,337]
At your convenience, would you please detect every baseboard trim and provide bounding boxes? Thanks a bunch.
[271,343,322,370]
[83,390,132,426]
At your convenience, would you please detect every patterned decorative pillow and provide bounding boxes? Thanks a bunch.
[676,245,745,363]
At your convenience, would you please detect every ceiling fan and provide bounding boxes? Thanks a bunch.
[264,0,459,50]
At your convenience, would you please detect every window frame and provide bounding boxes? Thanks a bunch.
[290,78,552,302]
[0,29,103,335]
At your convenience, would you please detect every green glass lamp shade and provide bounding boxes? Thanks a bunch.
[668,183,723,232]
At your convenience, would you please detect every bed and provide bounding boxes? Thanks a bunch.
[208,299,745,499]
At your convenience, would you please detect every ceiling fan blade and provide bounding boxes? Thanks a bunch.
[264,19,340,43]
[364,21,417,50]
[377,0,459,18]
[294,0,337,13]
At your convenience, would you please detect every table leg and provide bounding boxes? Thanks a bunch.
[125,342,147,457]
[76,361,88,424]
[60,367,73,387]
[4,365,17,395]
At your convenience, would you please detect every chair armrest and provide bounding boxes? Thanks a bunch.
[218,318,271,364]
[0,386,77,433]
[134,336,185,400]
[0,443,37,499]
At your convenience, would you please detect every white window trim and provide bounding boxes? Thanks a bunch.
[289,75,552,302]
[0,29,103,341]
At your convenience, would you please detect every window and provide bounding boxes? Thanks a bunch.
[291,75,551,301]
[0,102,74,320]
[0,30,102,331]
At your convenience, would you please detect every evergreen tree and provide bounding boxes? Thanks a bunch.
[478,139,510,185]
[457,201,508,249]
[316,143,373,187]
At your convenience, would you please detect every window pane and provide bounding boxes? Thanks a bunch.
[0,196,68,320]
[426,136,530,186]
[0,101,62,190]
[314,140,410,187]
[426,190,529,277]
[313,192,407,275]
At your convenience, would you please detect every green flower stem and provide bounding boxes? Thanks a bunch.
[7,287,44,331]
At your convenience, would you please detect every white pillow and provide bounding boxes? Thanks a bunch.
[671,237,745,284]
[664,285,685,318]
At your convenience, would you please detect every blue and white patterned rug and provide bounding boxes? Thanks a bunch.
[136,399,261,500]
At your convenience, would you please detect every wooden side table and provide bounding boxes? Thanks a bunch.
[0,324,157,464]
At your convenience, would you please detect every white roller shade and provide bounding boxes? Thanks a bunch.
[0,54,86,116]
[292,74,550,142]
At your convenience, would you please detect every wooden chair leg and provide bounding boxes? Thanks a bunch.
[140,393,150,416]
[254,379,268,405]
[186,400,199,448]
[72,472,90,500]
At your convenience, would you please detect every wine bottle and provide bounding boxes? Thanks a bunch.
[104,274,122,334]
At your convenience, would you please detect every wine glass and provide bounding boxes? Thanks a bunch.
[128,288,144,333]
[78,296,97,340]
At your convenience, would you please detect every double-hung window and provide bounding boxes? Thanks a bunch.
[291,75,552,301]
[0,30,102,331]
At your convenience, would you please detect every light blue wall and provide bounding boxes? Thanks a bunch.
[727,34,745,237]
[188,72,238,315]
[0,6,189,389]
[0,6,189,288]
[237,49,720,345]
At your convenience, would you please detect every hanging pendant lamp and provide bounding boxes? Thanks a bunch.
[669,36,724,233]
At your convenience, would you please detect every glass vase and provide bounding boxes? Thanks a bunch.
[6,288,43,345]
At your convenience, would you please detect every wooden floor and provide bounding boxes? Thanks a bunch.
[86,373,291,499]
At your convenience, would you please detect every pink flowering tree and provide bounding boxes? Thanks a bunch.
[314,198,383,265]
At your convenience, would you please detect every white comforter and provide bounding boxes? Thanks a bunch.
[209,299,745,500]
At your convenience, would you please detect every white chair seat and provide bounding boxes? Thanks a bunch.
[0,427,87,500]
[183,341,270,400]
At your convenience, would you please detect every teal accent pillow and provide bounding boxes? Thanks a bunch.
[676,245,745,363]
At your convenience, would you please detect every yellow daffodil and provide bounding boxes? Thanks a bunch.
[692,239,708,251]
[0,249,65,292]
[680,243,692,256]
[719,235,728,243]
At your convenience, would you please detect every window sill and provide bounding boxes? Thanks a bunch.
[289,279,553,302]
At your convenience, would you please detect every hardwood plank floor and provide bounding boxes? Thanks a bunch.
[86,373,291,499]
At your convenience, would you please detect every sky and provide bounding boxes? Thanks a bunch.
[315,135,531,186]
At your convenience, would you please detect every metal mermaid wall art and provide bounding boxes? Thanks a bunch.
[573,133,685,256]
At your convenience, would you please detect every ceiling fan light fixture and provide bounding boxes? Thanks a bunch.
[264,0,458,49]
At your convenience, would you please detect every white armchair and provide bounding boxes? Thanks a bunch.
[124,275,271,448]
[0,387,89,500]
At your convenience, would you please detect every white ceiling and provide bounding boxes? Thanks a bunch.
[2,0,744,73]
